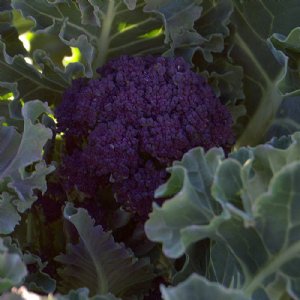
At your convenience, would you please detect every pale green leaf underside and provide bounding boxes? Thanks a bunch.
[161,274,250,300]
[146,132,300,299]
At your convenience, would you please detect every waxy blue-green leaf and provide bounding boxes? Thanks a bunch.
[146,147,225,258]
[0,1,81,108]
[230,0,300,146]
[0,238,27,294]
[23,253,56,294]
[0,9,26,57]
[190,0,245,125]
[0,100,54,234]
[0,287,120,300]
[0,193,21,234]
[11,0,231,77]
[144,0,203,63]
[161,274,250,300]
[265,28,300,140]
[269,27,300,97]
[11,0,166,76]
[56,203,154,297]
[146,132,300,299]
[0,40,73,105]
[0,237,56,295]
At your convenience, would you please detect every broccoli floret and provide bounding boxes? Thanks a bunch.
[56,55,235,219]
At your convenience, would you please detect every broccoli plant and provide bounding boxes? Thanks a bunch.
[56,55,235,219]
[3,1,300,299]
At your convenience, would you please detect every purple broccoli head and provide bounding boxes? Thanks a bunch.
[56,55,235,219]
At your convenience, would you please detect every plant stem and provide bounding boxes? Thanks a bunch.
[94,0,116,72]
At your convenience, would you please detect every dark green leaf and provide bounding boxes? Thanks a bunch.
[56,203,154,297]
[230,0,300,146]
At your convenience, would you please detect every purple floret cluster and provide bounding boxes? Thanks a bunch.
[56,55,235,219]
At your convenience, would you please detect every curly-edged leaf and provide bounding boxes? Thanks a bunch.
[146,132,300,298]
[269,27,300,97]
[264,28,300,140]
[0,40,70,104]
[11,0,167,76]
[190,1,245,124]
[0,100,54,234]
[160,274,250,300]
[230,0,300,146]
[12,10,34,34]
[0,193,21,234]
[145,147,225,258]
[0,7,64,103]
[144,0,202,63]
[29,33,72,68]
[0,238,56,295]
[193,0,233,63]
[56,203,154,297]
[0,238,27,294]
[213,162,300,299]
[0,287,120,300]
[201,59,246,129]
[263,28,300,140]
[0,9,26,56]
[23,253,56,294]
[202,59,244,104]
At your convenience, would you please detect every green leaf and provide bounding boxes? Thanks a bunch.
[206,241,240,288]
[146,132,300,298]
[230,0,300,146]
[12,10,34,34]
[0,193,21,234]
[193,0,233,63]
[144,0,203,63]
[146,147,225,258]
[0,40,69,104]
[191,1,246,126]
[23,253,56,294]
[0,3,81,106]
[160,274,250,300]
[30,33,72,68]
[0,100,54,234]
[263,28,300,140]
[11,0,167,76]
[0,9,27,57]
[269,27,300,97]
[0,238,27,294]
[56,203,154,297]
[266,96,300,140]
[202,60,245,105]
[1,287,121,300]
